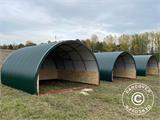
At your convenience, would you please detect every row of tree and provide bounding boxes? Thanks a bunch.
[81,32,160,61]
[0,32,159,61]
[0,40,36,50]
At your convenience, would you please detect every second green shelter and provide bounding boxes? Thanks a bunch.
[95,52,136,81]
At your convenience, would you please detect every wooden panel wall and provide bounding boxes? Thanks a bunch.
[38,69,99,85]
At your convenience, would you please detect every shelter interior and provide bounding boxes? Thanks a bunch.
[38,43,99,93]
[146,57,159,75]
[113,53,136,79]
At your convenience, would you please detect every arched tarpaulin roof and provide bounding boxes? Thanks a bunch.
[133,55,159,76]
[1,40,99,94]
[95,51,136,81]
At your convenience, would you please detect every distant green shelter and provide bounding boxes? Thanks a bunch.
[133,55,159,76]
[95,52,136,82]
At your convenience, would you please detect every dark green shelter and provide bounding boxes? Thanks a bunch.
[133,55,159,76]
[1,40,99,94]
[95,52,136,81]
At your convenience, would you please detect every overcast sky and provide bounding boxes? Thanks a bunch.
[0,0,160,45]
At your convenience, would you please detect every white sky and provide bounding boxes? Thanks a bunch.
[0,0,160,45]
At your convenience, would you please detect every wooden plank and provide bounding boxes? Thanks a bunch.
[39,69,58,80]
[58,70,99,85]
[147,67,158,75]
[38,69,99,85]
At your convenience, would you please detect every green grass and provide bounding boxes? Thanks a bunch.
[0,76,160,120]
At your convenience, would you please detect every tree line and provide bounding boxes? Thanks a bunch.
[81,32,160,61]
[0,32,160,61]
[0,40,37,50]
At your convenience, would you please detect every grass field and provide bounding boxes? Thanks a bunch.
[0,76,160,120]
